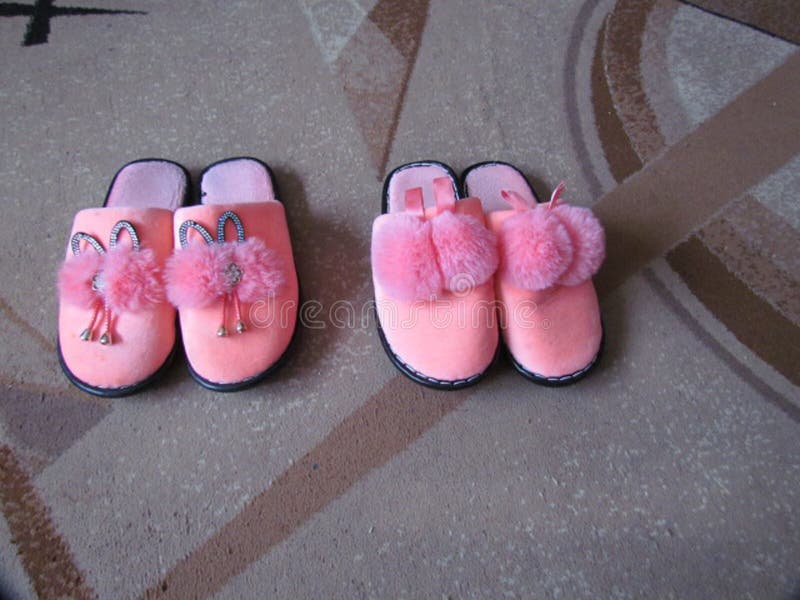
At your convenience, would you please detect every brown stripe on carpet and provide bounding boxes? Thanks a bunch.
[0,376,111,407]
[368,0,429,178]
[593,50,800,297]
[680,0,800,45]
[666,235,800,386]
[0,383,112,469]
[699,215,800,325]
[591,17,643,183]
[726,195,800,279]
[643,268,800,422]
[144,375,468,599]
[0,295,54,354]
[603,0,666,162]
[369,0,429,61]
[336,0,429,179]
[643,0,688,128]
[564,0,605,198]
[0,444,94,600]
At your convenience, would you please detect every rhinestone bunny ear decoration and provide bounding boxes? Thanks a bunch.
[177,212,247,336]
[166,210,285,337]
[68,231,109,343]
[59,220,163,345]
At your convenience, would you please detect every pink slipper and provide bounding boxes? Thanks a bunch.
[57,159,190,396]
[462,162,604,385]
[372,161,500,389]
[166,157,299,391]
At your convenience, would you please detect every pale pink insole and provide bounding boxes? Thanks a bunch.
[386,163,458,213]
[201,159,276,205]
[463,163,537,212]
[106,161,187,210]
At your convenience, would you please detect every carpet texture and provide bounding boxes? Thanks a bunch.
[1,1,799,598]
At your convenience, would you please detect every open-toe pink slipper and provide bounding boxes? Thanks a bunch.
[57,159,190,396]
[462,162,604,385]
[166,157,299,391]
[371,161,500,390]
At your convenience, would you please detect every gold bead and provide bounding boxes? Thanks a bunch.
[235,320,246,334]
[217,325,228,337]
[99,332,111,345]
[79,328,91,341]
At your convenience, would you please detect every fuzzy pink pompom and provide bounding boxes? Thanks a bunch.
[101,246,164,312]
[552,205,605,286]
[431,211,498,292]
[372,213,442,301]
[58,251,103,308]
[229,238,285,303]
[498,206,574,290]
[166,239,285,308]
[165,242,228,308]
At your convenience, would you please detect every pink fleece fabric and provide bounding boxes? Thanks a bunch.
[465,164,603,378]
[58,207,176,389]
[373,169,499,383]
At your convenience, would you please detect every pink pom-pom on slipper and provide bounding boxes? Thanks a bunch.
[165,242,229,308]
[545,182,605,286]
[58,251,104,309]
[102,246,164,313]
[166,238,285,307]
[552,204,605,286]
[372,209,499,301]
[431,210,499,293]
[58,224,167,353]
[498,205,574,291]
[371,213,442,301]
[229,238,285,303]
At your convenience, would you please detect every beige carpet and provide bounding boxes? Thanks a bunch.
[1,0,799,598]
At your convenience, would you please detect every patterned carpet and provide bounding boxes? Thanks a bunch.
[1,1,799,598]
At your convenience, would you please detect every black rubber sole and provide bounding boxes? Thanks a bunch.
[374,308,498,391]
[460,160,604,387]
[182,156,299,392]
[185,326,297,392]
[57,336,180,398]
[57,159,192,398]
[375,160,500,391]
[507,329,604,387]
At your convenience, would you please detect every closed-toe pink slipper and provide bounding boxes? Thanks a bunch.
[166,157,299,391]
[372,161,500,389]
[57,159,190,396]
[462,161,604,385]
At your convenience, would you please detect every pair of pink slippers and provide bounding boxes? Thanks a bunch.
[372,161,605,389]
[57,158,299,396]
